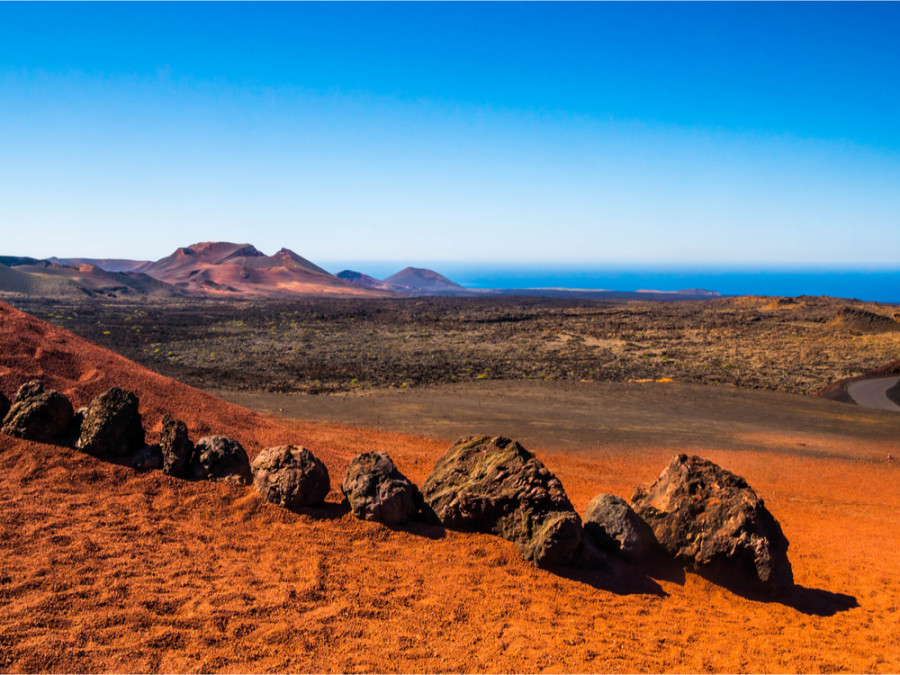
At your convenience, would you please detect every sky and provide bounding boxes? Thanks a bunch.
[1,2,899,266]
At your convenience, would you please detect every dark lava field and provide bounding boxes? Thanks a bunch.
[6,294,898,397]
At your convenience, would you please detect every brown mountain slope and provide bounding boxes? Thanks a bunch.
[337,269,407,292]
[45,257,152,273]
[141,242,378,297]
[12,261,185,298]
[0,263,43,294]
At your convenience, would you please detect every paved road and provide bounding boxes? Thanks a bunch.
[846,376,900,412]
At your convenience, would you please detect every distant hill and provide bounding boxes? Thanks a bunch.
[0,256,40,267]
[140,242,379,297]
[383,267,467,294]
[1,243,725,301]
[45,257,151,273]
[338,266,471,295]
[3,261,185,298]
[336,270,405,292]
[0,263,45,294]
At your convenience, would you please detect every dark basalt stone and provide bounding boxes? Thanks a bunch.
[421,435,590,568]
[1,380,74,444]
[75,387,145,457]
[631,454,794,595]
[192,435,252,485]
[252,445,330,508]
[160,414,194,478]
[583,493,657,560]
[342,451,420,525]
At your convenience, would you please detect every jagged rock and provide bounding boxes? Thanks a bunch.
[584,493,656,560]
[130,444,163,471]
[76,387,145,457]
[342,452,421,525]
[631,454,794,594]
[0,391,9,422]
[421,435,587,568]
[252,445,330,508]
[1,380,74,443]
[192,435,251,485]
[160,414,194,477]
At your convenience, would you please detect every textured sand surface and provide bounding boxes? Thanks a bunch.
[1,301,899,673]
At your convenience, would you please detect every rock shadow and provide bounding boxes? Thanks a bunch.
[553,555,680,598]
[641,553,687,586]
[385,518,447,540]
[330,500,447,538]
[737,584,858,616]
[697,570,859,616]
[783,585,859,616]
[287,500,351,521]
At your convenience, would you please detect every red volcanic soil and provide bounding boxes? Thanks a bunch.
[1,301,900,672]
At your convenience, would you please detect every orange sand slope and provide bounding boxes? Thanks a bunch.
[1,301,899,673]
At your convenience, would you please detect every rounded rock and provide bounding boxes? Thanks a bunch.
[252,445,330,508]
[192,435,252,485]
[342,451,421,526]
[1,380,74,443]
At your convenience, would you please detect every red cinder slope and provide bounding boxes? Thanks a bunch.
[0,301,339,459]
[140,242,379,297]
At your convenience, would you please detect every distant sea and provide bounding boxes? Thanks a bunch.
[323,263,900,304]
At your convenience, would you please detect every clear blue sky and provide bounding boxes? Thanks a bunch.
[1,2,899,265]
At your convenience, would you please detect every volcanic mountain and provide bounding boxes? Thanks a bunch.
[139,242,381,297]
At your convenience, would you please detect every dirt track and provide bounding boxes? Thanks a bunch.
[213,379,900,461]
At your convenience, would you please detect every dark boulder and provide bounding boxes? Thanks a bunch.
[584,493,656,560]
[160,414,194,477]
[130,444,163,471]
[0,391,9,422]
[631,454,794,594]
[75,387,145,457]
[421,435,587,568]
[1,380,74,443]
[252,445,330,508]
[192,435,251,485]
[342,452,421,525]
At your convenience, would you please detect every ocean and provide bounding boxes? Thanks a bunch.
[323,263,900,304]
